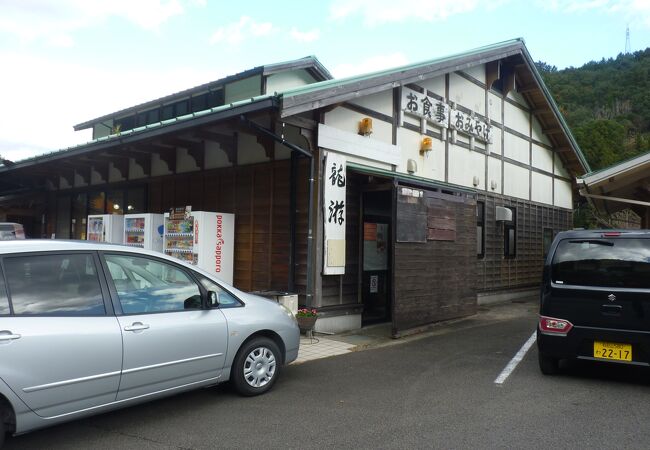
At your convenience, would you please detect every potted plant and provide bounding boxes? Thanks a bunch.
[296,308,318,334]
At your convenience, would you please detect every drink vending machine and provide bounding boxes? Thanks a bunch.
[163,209,235,285]
[87,214,124,243]
[123,213,164,252]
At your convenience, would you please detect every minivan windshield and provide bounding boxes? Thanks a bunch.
[552,238,650,288]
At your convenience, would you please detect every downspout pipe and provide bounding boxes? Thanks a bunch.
[241,115,316,307]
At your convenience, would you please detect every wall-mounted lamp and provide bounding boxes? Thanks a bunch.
[358,117,373,136]
[420,136,433,155]
[472,176,480,187]
[407,159,418,174]
[490,180,498,191]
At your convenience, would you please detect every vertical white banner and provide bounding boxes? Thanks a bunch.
[323,152,346,275]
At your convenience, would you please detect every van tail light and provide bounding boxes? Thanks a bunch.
[539,316,573,336]
[603,232,621,237]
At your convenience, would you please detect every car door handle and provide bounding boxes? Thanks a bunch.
[124,323,150,332]
[0,332,21,341]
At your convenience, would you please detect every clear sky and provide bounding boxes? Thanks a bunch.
[1,0,649,162]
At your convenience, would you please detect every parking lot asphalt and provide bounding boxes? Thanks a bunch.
[7,297,650,449]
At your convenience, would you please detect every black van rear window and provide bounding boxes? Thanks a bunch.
[552,238,650,288]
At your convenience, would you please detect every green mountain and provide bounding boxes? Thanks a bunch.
[537,48,650,172]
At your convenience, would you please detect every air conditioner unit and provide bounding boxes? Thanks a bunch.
[495,206,513,222]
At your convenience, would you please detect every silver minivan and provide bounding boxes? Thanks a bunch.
[0,240,300,447]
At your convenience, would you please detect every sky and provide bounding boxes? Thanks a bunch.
[1,0,649,162]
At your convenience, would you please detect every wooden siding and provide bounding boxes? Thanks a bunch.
[146,160,308,294]
[476,192,572,291]
[393,188,477,333]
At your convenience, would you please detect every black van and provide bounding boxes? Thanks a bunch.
[537,229,650,374]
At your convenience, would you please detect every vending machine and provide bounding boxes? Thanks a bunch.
[164,209,234,284]
[87,214,124,243]
[123,213,164,252]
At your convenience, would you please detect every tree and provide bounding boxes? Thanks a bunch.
[573,120,627,170]
[535,61,557,73]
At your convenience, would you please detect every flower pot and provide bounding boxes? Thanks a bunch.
[296,315,317,334]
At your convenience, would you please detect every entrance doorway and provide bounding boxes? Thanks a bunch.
[361,189,392,325]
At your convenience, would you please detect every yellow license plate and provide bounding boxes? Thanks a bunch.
[593,341,632,361]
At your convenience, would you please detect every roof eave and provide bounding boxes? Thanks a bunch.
[579,150,650,186]
[3,96,277,174]
[263,56,333,81]
[73,66,267,131]
[279,40,525,118]
[519,46,591,175]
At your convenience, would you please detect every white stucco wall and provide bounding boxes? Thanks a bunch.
[504,132,529,165]
[397,127,445,181]
[74,172,88,188]
[554,179,573,209]
[463,65,486,84]
[531,116,552,146]
[490,126,503,155]
[418,76,445,98]
[129,158,147,179]
[152,153,173,177]
[205,141,233,169]
[324,107,393,145]
[507,89,528,107]
[449,72,485,114]
[91,168,104,185]
[238,132,270,165]
[108,162,126,183]
[503,162,529,200]
[531,172,553,204]
[504,102,529,136]
[488,156,502,193]
[313,61,576,210]
[531,144,553,173]
[266,70,316,93]
[348,91,393,116]
[176,148,200,173]
[448,144,485,189]
[488,92,502,122]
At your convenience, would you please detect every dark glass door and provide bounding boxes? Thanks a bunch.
[361,190,392,324]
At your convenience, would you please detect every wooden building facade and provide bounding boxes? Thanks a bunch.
[0,40,589,336]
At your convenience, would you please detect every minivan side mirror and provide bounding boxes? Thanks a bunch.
[207,290,220,308]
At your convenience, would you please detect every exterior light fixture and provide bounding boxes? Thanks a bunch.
[407,159,417,174]
[473,176,480,187]
[420,136,433,155]
[358,117,373,136]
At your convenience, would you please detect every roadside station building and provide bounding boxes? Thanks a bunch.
[0,39,589,336]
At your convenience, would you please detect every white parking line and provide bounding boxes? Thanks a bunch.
[494,331,537,385]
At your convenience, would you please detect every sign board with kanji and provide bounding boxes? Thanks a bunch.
[401,87,449,129]
[449,108,493,143]
[401,87,492,144]
[323,152,347,275]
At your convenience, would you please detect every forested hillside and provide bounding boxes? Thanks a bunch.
[537,48,650,172]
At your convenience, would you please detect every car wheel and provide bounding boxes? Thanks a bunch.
[538,352,560,375]
[231,337,281,396]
